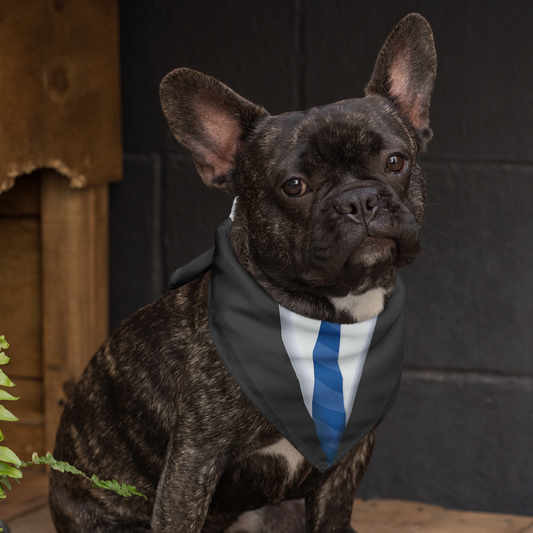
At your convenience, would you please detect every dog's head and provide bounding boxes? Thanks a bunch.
[160,14,436,321]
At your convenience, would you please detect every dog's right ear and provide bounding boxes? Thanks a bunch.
[365,14,437,150]
[160,69,269,194]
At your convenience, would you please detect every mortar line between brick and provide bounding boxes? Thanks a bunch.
[420,155,533,169]
[403,366,533,383]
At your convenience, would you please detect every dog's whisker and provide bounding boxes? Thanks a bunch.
[421,221,454,241]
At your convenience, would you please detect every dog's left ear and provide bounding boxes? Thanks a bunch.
[366,13,437,148]
[160,68,269,193]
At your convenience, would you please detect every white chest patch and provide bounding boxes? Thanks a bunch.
[278,305,377,425]
[331,288,385,323]
[257,437,304,478]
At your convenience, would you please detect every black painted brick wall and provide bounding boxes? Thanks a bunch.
[113,0,533,515]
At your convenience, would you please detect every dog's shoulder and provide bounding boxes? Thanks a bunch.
[113,270,210,342]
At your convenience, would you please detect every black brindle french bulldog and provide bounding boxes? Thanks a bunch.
[50,13,436,533]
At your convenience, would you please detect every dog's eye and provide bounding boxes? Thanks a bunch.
[385,155,407,173]
[282,178,307,197]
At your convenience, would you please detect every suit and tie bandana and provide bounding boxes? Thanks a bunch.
[169,218,405,473]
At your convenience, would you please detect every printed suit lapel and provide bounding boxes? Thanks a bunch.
[208,221,327,470]
[170,218,405,473]
[336,277,405,462]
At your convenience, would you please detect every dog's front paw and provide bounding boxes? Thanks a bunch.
[225,500,306,533]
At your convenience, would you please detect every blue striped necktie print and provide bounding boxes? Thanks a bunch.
[312,321,345,466]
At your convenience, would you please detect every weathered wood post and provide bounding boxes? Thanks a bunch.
[0,0,122,457]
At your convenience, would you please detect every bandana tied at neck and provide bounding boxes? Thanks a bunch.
[170,219,405,472]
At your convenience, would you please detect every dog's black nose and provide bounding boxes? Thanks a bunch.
[334,188,380,223]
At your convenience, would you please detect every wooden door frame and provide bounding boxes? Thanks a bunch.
[0,0,120,456]
[40,169,109,452]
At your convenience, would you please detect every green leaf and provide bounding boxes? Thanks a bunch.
[32,453,82,476]
[0,447,21,466]
[106,480,121,492]
[0,405,17,422]
[64,464,83,476]
[0,336,8,350]
[0,461,22,478]
[0,370,14,387]
[89,476,147,499]
[0,476,11,490]
[91,475,108,489]
[0,352,9,365]
[49,460,65,472]
[0,430,3,442]
[31,453,147,499]
[32,453,51,466]
[123,484,146,499]
[0,389,18,401]
[121,483,147,499]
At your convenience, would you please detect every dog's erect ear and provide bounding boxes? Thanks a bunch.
[366,13,437,145]
[160,68,269,193]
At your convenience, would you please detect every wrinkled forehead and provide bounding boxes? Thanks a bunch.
[254,97,415,174]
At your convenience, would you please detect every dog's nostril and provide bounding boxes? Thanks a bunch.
[365,196,378,211]
[336,203,355,214]
[335,190,380,216]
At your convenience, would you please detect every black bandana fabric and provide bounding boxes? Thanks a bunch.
[169,219,405,472]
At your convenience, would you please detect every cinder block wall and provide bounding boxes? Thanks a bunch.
[112,0,533,515]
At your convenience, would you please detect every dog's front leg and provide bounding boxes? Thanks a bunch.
[305,485,356,533]
[304,431,375,533]
[151,431,224,533]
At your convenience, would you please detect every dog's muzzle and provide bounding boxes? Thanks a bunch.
[333,187,381,226]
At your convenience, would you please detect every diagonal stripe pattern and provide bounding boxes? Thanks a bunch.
[312,321,345,466]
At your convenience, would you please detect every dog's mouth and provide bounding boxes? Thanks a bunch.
[299,229,421,295]
[242,184,422,299]
[297,183,423,285]
[345,236,398,267]
[301,236,398,285]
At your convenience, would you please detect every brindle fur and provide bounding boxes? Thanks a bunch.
[50,13,436,533]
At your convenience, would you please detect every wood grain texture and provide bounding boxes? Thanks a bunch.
[350,499,533,533]
[41,170,109,453]
[7,505,56,533]
[0,218,42,379]
[2,424,44,464]
[3,492,533,533]
[0,0,122,193]
[6,379,44,420]
[4,378,45,461]
[0,472,49,522]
